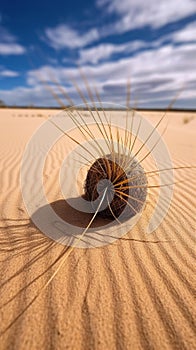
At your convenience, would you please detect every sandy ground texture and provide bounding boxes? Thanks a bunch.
[0,108,196,350]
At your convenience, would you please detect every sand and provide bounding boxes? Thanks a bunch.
[0,108,195,350]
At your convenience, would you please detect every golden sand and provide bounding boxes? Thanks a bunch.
[0,108,195,349]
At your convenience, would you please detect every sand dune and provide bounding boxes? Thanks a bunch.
[0,108,195,349]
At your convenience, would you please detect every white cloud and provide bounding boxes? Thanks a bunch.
[26,65,70,86]
[44,24,99,49]
[97,0,196,33]
[0,26,26,55]
[2,39,194,108]
[78,20,196,65]
[0,43,25,55]
[42,3,196,53]
[0,85,55,106]
[169,21,196,42]
[79,41,147,64]
[0,69,19,77]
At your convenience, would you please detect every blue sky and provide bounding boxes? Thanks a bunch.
[0,0,196,108]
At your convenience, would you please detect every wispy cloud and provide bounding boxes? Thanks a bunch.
[3,38,194,108]
[167,21,196,43]
[0,85,51,106]
[0,26,26,55]
[78,20,196,65]
[0,69,19,77]
[0,43,25,55]
[97,0,196,33]
[78,41,147,64]
[44,24,99,49]
[1,2,195,108]
[42,2,196,57]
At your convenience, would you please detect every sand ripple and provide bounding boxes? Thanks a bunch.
[0,110,195,350]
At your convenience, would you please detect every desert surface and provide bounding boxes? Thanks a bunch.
[0,107,195,350]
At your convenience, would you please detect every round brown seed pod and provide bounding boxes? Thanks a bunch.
[84,154,147,220]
